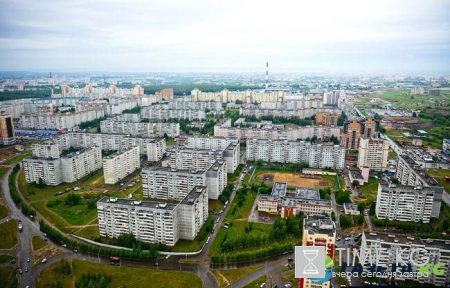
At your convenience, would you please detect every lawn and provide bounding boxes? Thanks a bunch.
[243,275,266,288]
[227,164,244,183]
[209,200,225,213]
[48,202,98,226]
[212,265,264,288]
[0,255,14,264]
[3,151,32,165]
[32,201,73,233]
[353,178,380,203]
[0,166,9,180]
[427,168,450,193]
[172,215,215,252]
[0,220,18,249]
[373,89,449,109]
[0,267,18,288]
[388,150,398,159]
[36,259,202,288]
[74,223,100,240]
[0,204,8,220]
[253,170,335,189]
[32,236,49,251]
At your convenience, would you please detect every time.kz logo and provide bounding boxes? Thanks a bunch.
[295,246,338,283]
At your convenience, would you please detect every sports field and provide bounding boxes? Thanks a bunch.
[253,171,335,189]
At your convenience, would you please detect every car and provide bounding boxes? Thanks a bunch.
[283,251,288,255]
[62,243,67,248]
[345,237,351,241]
[19,268,23,274]
[73,249,78,253]
[288,258,293,262]
[25,267,28,273]
[44,237,48,241]
[336,237,341,241]
[26,257,30,262]
[41,258,47,263]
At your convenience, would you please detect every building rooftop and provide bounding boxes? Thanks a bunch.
[304,215,335,236]
[271,182,287,198]
[258,194,279,202]
[379,183,434,195]
[399,154,441,187]
[61,147,97,159]
[349,169,364,180]
[103,146,139,159]
[98,196,177,210]
[144,166,205,175]
[283,198,332,207]
[180,186,207,205]
[343,202,359,211]
[363,232,425,246]
[421,239,450,250]
[207,160,226,172]
[295,188,320,200]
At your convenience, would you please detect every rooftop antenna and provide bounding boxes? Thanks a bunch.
[265,62,269,90]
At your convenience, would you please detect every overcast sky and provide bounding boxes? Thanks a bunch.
[1,0,449,73]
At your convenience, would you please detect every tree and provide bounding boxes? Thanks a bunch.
[352,180,360,187]
[36,178,47,188]
[412,112,417,117]
[256,159,264,167]
[391,178,399,184]
[357,202,365,213]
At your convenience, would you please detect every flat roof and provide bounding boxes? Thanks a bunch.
[180,186,207,205]
[104,146,139,159]
[98,196,177,210]
[295,188,320,200]
[399,154,440,187]
[343,202,359,211]
[304,215,335,236]
[144,166,205,175]
[350,169,363,180]
[271,182,287,198]
[379,183,434,195]
[283,197,331,207]
[363,232,424,246]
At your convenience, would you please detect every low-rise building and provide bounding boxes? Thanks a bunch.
[103,146,140,184]
[348,167,369,186]
[302,168,336,176]
[97,186,208,246]
[343,202,360,215]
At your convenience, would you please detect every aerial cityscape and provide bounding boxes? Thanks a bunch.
[1,1,450,288]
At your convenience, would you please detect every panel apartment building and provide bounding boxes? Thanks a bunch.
[20,109,105,130]
[23,147,102,185]
[100,120,180,137]
[185,136,240,173]
[361,232,450,286]
[246,139,345,169]
[168,101,223,111]
[97,186,208,246]
[142,160,227,200]
[357,137,389,171]
[341,118,380,150]
[396,154,444,218]
[0,115,15,145]
[103,146,141,184]
[191,88,286,103]
[141,107,205,121]
[375,183,434,223]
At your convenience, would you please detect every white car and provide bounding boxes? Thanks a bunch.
[345,237,351,241]
[41,258,47,263]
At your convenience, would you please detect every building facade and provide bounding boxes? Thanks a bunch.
[100,120,180,137]
[20,109,105,130]
[141,108,205,121]
[341,118,380,150]
[0,115,15,145]
[103,146,141,184]
[357,138,389,171]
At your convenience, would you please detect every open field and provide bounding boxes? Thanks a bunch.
[353,178,380,203]
[253,170,335,189]
[0,255,14,264]
[370,89,450,109]
[212,265,264,288]
[244,275,266,288]
[32,236,49,251]
[0,266,18,288]
[3,151,32,165]
[0,146,16,163]
[74,222,100,240]
[36,259,202,288]
[427,169,450,193]
[0,220,18,249]
[0,204,8,220]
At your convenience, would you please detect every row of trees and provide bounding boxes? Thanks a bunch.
[371,216,450,234]
[8,164,36,217]
[243,115,312,127]
[219,184,234,204]
[211,242,294,263]
[335,190,351,205]
[79,117,106,130]
[39,220,159,259]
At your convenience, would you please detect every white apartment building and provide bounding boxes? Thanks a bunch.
[141,108,205,121]
[31,142,61,159]
[396,154,443,218]
[191,88,286,103]
[103,146,141,184]
[142,161,226,200]
[168,147,224,172]
[112,113,141,122]
[23,147,102,185]
[185,136,240,173]
[100,120,180,137]
[52,132,166,161]
[168,101,223,111]
[239,104,339,119]
[246,139,345,169]
[361,233,450,286]
[357,138,389,171]
[375,183,434,223]
[20,109,105,130]
[75,98,138,115]
[97,186,208,246]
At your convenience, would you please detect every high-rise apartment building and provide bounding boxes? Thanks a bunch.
[97,186,208,246]
[20,109,105,130]
[0,115,15,145]
[341,118,379,150]
[396,154,443,218]
[141,108,205,121]
[100,120,180,138]
[167,101,222,111]
[246,139,345,169]
[159,88,174,100]
[375,183,434,223]
[31,142,61,159]
[300,215,336,288]
[357,138,389,171]
[103,146,140,184]
[315,112,339,126]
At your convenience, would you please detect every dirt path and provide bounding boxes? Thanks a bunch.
[70,259,75,288]
[214,270,230,287]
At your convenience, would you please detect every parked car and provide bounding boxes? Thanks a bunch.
[41,258,47,263]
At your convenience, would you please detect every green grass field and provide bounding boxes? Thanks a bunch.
[172,215,215,252]
[3,151,32,165]
[0,220,18,249]
[32,236,49,251]
[0,255,14,264]
[244,275,266,288]
[48,202,98,226]
[36,259,203,288]
[371,90,450,109]
[32,201,73,233]
[353,178,380,203]
[0,266,18,288]
[427,169,450,193]
[0,166,9,180]
[0,204,8,220]
[212,265,264,288]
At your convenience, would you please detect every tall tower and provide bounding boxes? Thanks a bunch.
[265,62,269,90]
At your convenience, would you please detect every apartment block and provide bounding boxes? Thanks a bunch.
[75,98,138,115]
[0,115,15,145]
[142,162,225,200]
[396,154,443,218]
[239,105,339,119]
[300,215,336,288]
[191,88,285,103]
[357,137,389,171]
[31,142,61,158]
[100,120,180,137]
[169,147,223,171]
[168,101,222,111]
[103,146,141,184]
[341,118,380,150]
[97,186,208,246]
[315,112,339,126]
[141,108,205,121]
[246,139,345,169]
[375,183,434,223]
[185,136,240,173]
[20,109,105,130]
[23,147,102,185]
[361,233,450,286]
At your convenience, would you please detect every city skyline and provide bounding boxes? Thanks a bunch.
[1,0,450,73]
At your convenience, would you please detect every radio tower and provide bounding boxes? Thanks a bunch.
[265,62,269,90]
[49,72,54,98]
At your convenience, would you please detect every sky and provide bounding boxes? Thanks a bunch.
[1,0,449,73]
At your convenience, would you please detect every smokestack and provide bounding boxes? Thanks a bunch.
[265,62,269,89]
